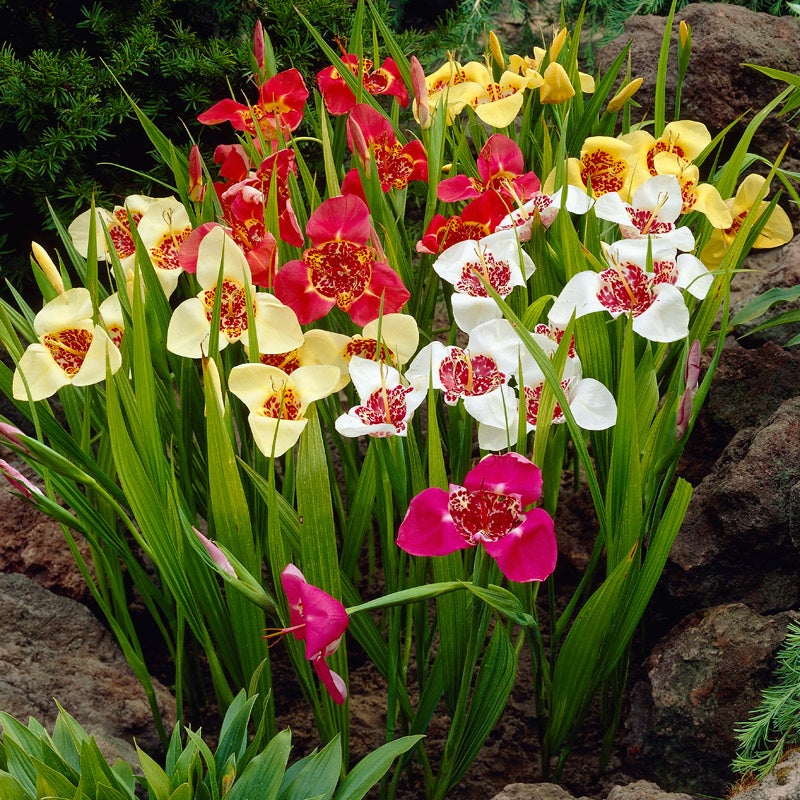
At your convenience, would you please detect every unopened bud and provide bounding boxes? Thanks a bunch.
[31,241,65,295]
[539,62,575,104]
[253,20,266,70]
[410,56,430,128]
[679,20,691,50]
[549,28,568,61]
[607,77,643,113]
[684,339,701,393]
[188,144,206,203]
[488,30,504,68]
[193,527,236,578]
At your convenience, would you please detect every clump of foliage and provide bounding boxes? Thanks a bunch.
[0,690,420,800]
[734,620,800,780]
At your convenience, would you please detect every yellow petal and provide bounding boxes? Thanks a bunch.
[753,202,794,249]
[539,62,575,104]
[473,90,525,128]
[692,183,734,229]
[607,78,642,113]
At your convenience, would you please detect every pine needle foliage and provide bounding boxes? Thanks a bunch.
[733,619,800,781]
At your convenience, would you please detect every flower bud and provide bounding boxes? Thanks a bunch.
[188,144,206,203]
[31,241,65,295]
[549,27,568,61]
[253,20,265,70]
[488,30,504,68]
[539,62,575,104]
[410,55,430,128]
[679,20,691,50]
[193,527,236,578]
[606,77,643,113]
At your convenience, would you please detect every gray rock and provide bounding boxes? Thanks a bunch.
[490,784,583,800]
[626,603,798,795]
[606,780,694,800]
[0,571,175,760]
[729,750,800,800]
[597,4,800,182]
[667,396,800,614]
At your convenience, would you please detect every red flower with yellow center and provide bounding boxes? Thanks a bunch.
[198,68,308,141]
[318,54,409,115]
[342,104,427,198]
[273,195,410,326]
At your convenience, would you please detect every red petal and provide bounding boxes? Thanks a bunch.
[312,657,348,705]
[306,195,371,245]
[273,259,335,324]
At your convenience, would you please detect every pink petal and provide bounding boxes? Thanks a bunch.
[178,222,223,274]
[348,261,410,326]
[480,134,524,183]
[280,564,307,631]
[299,580,349,659]
[437,175,480,203]
[397,488,471,556]
[312,656,348,705]
[462,453,543,506]
[483,507,557,582]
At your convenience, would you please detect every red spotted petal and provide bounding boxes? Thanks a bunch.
[306,194,371,245]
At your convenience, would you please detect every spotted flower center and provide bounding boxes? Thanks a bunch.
[438,349,504,404]
[260,350,302,373]
[260,386,302,420]
[354,384,413,435]
[625,208,674,236]
[455,252,513,297]
[652,259,678,286]
[109,208,139,259]
[151,225,192,270]
[524,379,570,427]
[448,486,523,544]
[435,219,488,253]
[597,264,654,316]
[43,327,93,376]
[647,141,686,175]
[371,139,415,189]
[580,150,626,196]
[306,240,373,311]
[202,279,252,341]
[344,337,395,364]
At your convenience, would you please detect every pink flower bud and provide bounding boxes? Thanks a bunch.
[0,459,42,499]
[193,527,236,577]
[188,145,206,203]
[253,20,265,71]
[685,339,701,393]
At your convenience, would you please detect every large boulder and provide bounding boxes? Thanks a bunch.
[0,572,175,760]
[729,750,800,800]
[597,4,800,180]
[625,603,798,795]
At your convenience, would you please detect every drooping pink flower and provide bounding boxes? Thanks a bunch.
[317,54,409,115]
[270,564,349,705]
[437,134,539,208]
[397,453,557,583]
[273,195,410,325]
[198,68,308,142]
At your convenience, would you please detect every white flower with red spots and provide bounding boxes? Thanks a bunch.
[593,174,695,251]
[433,229,535,332]
[166,226,303,359]
[334,357,425,438]
[462,323,616,450]
[396,452,557,583]
[496,185,594,240]
[548,239,711,342]
[12,288,122,401]
[228,362,340,457]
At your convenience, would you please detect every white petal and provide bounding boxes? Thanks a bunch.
[248,414,307,458]
[13,345,70,400]
[34,288,93,336]
[196,227,251,287]
[253,294,304,354]
[559,185,595,215]
[68,208,115,259]
[167,298,213,358]
[569,377,617,430]
[452,294,503,333]
[71,326,122,386]
[548,272,605,327]
[632,285,689,342]
[593,192,631,227]
[289,365,340,405]
[632,174,682,221]
[405,341,449,390]
[348,356,401,400]
[675,253,713,299]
